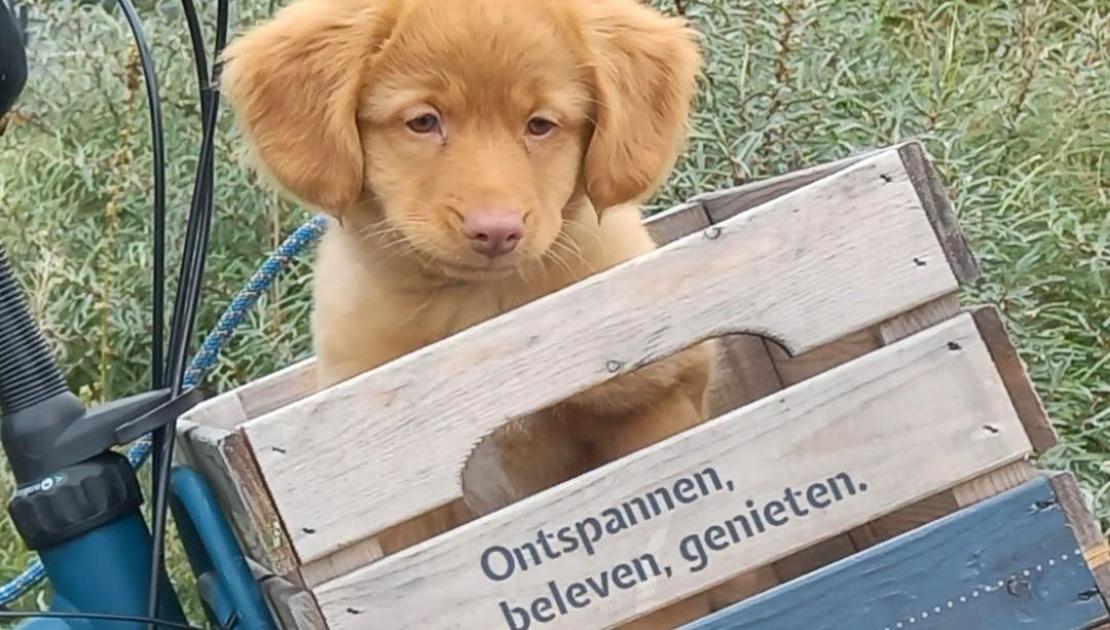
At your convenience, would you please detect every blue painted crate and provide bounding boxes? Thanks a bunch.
[683,476,1109,630]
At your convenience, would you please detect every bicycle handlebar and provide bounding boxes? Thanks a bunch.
[0,249,68,417]
[0,0,27,117]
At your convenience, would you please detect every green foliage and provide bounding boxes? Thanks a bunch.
[0,0,1106,623]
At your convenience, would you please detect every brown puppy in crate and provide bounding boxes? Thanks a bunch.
[222,0,718,624]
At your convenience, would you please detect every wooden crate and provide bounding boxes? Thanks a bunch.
[176,140,1110,629]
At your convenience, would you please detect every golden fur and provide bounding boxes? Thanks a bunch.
[223,0,721,624]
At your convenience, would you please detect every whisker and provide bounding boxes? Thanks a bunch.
[544,247,576,279]
[551,237,588,268]
[560,218,606,251]
[547,243,579,274]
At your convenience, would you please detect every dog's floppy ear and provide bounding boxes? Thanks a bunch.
[580,1,702,211]
[221,0,386,216]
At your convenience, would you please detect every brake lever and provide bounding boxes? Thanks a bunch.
[115,387,205,446]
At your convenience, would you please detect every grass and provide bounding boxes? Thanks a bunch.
[0,0,1107,624]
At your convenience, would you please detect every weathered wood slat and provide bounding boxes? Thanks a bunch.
[175,142,1029,628]
[762,139,978,565]
[177,144,950,434]
[235,357,318,420]
[176,420,300,580]
[259,574,327,630]
[242,148,960,563]
[645,164,905,617]
[642,201,711,246]
[175,201,718,434]
[311,315,1031,629]
[877,294,961,344]
[178,144,940,608]
[845,294,968,552]
[846,304,1049,553]
[763,329,882,580]
[765,328,880,388]
[897,142,981,284]
[970,305,1057,452]
[682,476,1109,630]
[1049,473,1110,603]
[180,141,956,438]
[952,460,1037,506]
[754,140,974,574]
[693,144,899,223]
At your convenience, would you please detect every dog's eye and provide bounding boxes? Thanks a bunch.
[526,117,557,137]
[406,113,441,134]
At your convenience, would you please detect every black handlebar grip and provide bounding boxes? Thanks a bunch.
[0,0,28,117]
[0,247,68,414]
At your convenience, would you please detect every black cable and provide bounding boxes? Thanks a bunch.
[166,2,228,398]
[163,98,218,392]
[179,0,209,103]
[115,0,166,391]
[110,1,178,626]
[147,3,229,624]
[163,0,210,392]
[0,609,206,630]
[165,90,221,388]
[163,7,215,391]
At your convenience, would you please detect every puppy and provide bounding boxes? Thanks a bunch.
[223,0,717,625]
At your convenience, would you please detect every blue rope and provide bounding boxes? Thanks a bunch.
[0,215,329,607]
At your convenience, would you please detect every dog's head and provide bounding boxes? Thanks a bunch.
[222,0,701,279]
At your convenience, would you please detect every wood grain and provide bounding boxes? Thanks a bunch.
[849,297,1044,551]
[236,357,318,420]
[643,201,712,246]
[311,315,1032,629]
[682,477,1109,630]
[877,293,961,344]
[176,145,900,597]
[177,421,300,580]
[970,305,1057,452]
[1049,472,1110,603]
[763,326,883,578]
[642,199,783,420]
[704,335,782,418]
[260,574,328,630]
[694,143,905,224]
[952,460,1037,507]
[847,293,966,550]
[765,300,960,563]
[897,142,981,284]
[847,492,960,550]
[242,149,960,563]
[766,329,880,387]
[772,535,858,584]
